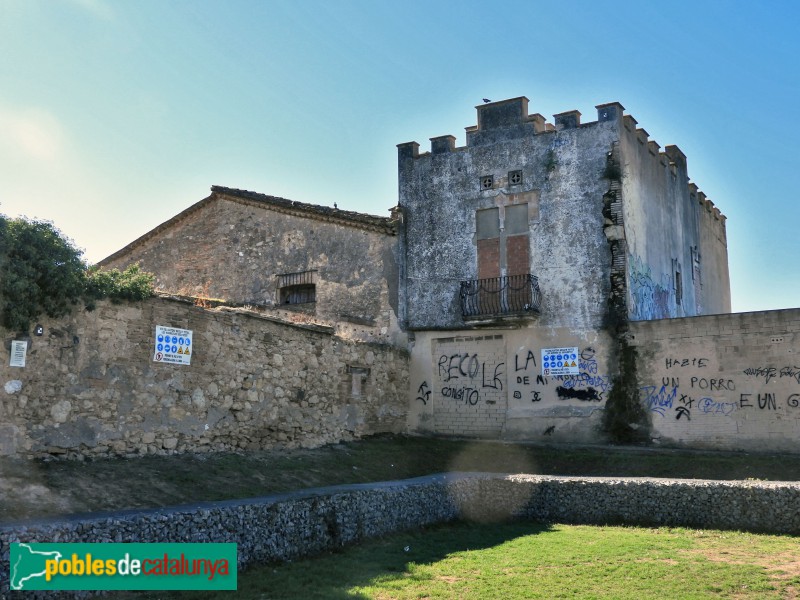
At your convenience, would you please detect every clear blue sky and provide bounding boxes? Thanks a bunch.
[1,0,798,313]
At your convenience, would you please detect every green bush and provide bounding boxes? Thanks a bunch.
[0,215,155,331]
[84,264,155,308]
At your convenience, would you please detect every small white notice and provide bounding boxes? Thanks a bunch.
[541,346,579,377]
[153,325,193,365]
[9,341,27,368]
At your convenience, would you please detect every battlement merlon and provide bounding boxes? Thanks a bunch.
[476,96,532,130]
[430,135,456,154]
[596,102,625,123]
[397,141,420,160]
[664,145,687,170]
[554,110,582,130]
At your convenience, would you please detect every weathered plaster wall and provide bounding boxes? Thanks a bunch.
[697,196,731,315]
[398,98,619,331]
[0,298,409,459]
[630,309,800,452]
[408,309,800,453]
[101,189,403,345]
[407,326,615,445]
[619,118,730,320]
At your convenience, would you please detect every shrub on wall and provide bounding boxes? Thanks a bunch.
[84,264,155,309]
[0,215,155,331]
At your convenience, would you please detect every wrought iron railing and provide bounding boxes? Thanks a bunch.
[460,274,541,318]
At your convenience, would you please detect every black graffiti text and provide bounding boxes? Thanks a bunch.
[690,377,735,391]
[665,357,708,369]
[441,386,480,405]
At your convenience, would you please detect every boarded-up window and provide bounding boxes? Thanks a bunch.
[477,208,501,279]
[475,204,529,278]
[278,270,317,305]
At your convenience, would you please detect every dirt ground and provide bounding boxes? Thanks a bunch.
[2,435,799,523]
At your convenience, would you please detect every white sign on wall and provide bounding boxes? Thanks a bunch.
[541,346,579,376]
[153,325,193,365]
[9,341,27,368]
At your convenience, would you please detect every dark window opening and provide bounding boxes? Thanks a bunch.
[675,271,682,305]
[277,270,317,305]
[280,284,316,305]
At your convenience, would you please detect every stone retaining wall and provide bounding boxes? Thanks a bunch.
[3,473,799,596]
[0,297,409,458]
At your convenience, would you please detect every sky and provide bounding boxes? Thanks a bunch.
[0,0,798,313]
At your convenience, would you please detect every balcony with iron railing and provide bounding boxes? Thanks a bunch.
[459,274,541,320]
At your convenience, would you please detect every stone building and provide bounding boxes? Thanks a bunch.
[90,96,747,451]
[10,95,800,458]
[398,97,730,442]
[100,186,404,345]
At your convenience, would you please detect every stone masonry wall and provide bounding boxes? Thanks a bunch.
[100,189,403,346]
[3,473,799,597]
[0,297,409,459]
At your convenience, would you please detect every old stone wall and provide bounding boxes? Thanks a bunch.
[100,187,404,346]
[630,309,800,452]
[0,297,409,459]
[3,473,799,597]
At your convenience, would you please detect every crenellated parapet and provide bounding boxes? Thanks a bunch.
[397,96,725,219]
[398,96,633,157]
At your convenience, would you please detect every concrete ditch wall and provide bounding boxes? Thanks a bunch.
[3,473,799,596]
[630,309,800,452]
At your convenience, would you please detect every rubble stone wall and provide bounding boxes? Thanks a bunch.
[0,297,409,458]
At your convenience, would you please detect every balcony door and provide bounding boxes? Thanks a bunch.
[476,203,529,277]
[475,203,530,313]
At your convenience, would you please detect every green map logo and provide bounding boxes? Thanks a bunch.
[9,543,237,591]
[10,543,63,590]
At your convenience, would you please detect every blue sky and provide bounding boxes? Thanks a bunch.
[1,0,798,313]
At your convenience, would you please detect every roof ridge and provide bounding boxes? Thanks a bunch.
[211,185,393,227]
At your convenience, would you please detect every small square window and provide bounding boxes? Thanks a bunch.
[480,175,493,190]
[509,170,523,185]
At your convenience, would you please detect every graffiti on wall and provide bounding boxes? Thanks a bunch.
[742,366,800,385]
[628,255,673,321]
[415,381,431,405]
[512,346,611,404]
[434,352,505,406]
[642,358,800,423]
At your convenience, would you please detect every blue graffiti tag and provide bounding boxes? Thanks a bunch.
[640,385,678,417]
[698,397,736,416]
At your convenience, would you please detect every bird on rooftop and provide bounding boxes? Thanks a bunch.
[482,98,491,103]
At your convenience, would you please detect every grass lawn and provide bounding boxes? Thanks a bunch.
[123,521,800,599]
[4,434,800,521]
